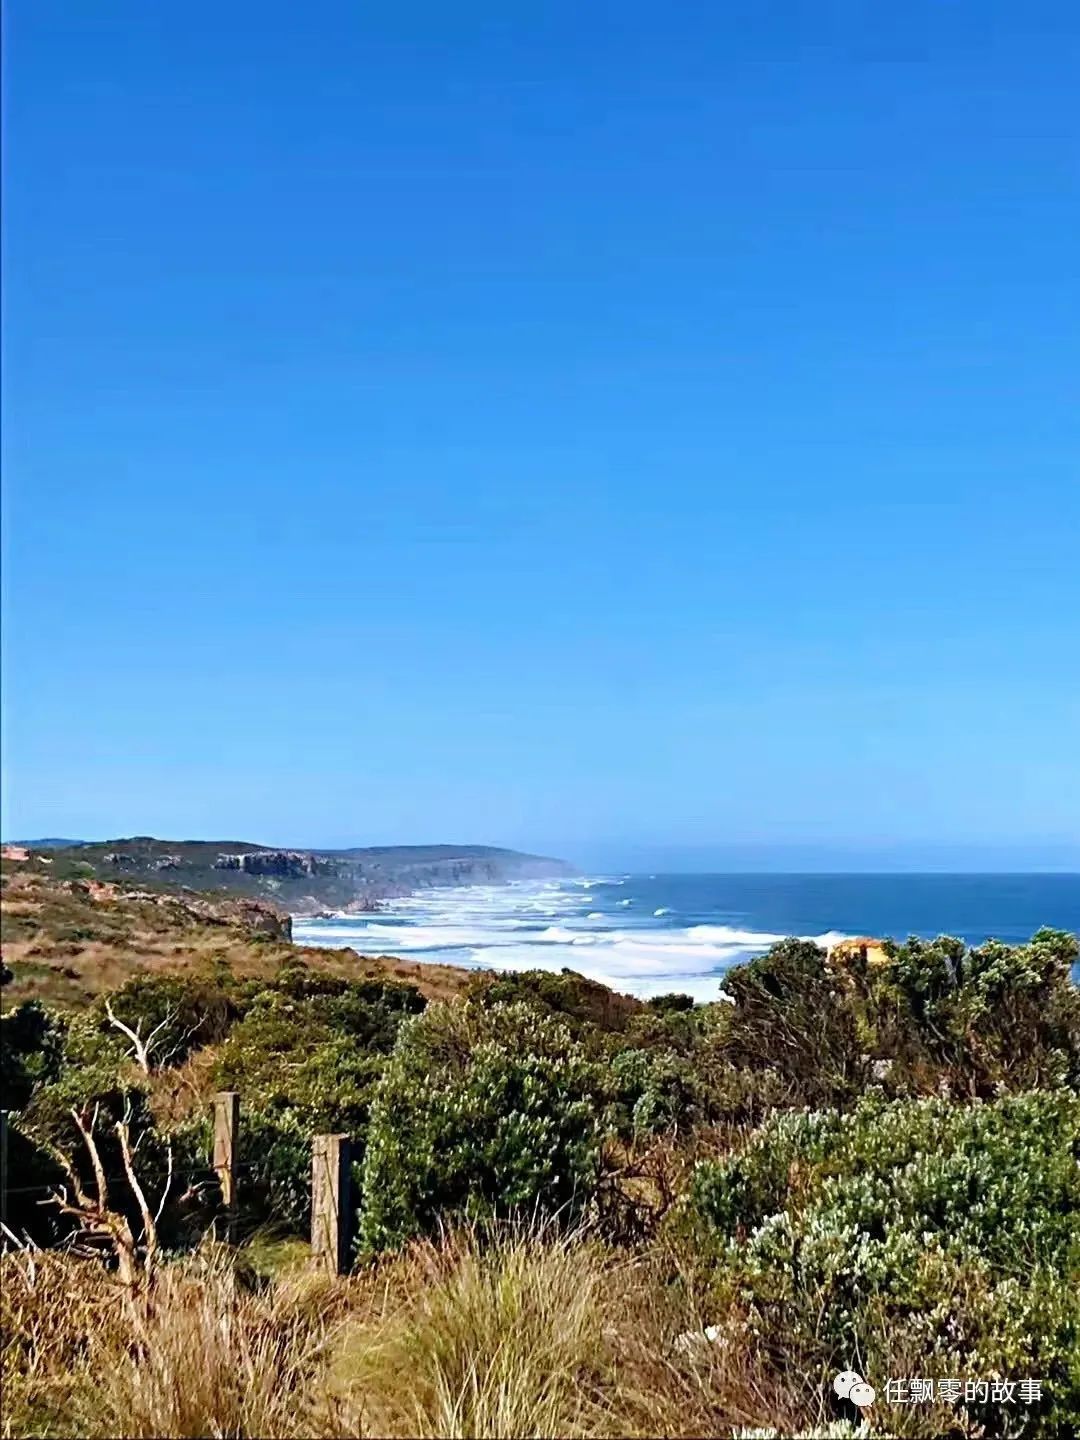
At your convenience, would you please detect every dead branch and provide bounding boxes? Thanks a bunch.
[116,1110,170,1277]
[37,1109,148,1286]
[104,999,180,1074]
[46,1178,139,1287]
[152,1146,175,1227]
[71,1106,110,1212]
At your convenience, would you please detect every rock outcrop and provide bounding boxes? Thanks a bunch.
[214,850,337,878]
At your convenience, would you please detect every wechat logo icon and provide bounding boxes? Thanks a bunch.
[834,1369,876,1408]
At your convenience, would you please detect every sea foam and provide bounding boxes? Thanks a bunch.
[291,876,848,1003]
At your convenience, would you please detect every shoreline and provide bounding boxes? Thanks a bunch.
[290,871,1080,1003]
[289,876,842,1005]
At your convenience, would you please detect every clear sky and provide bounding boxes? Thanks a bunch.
[3,1,1079,870]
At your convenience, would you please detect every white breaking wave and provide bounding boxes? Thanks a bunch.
[292,877,849,1003]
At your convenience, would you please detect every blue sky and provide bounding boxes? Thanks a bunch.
[3,1,1079,869]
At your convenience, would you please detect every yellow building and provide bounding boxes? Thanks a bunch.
[828,936,891,969]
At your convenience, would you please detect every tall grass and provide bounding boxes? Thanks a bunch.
[324,1223,807,1438]
[1,1229,821,1439]
[1,1245,344,1439]
[328,1225,612,1437]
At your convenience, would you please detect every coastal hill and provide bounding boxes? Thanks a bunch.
[2,837,572,914]
[0,859,476,1009]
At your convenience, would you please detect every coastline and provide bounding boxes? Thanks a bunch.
[290,874,842,1004]
[292,871,1080,1003]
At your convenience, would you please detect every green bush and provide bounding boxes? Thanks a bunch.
[359,1000,608,1251]
[621,996,720,1056]
[208,969,424,1234]
[464,967,641,1035]
[710,930,1080,1109]
[608,1045,703,1137]
[0,1000,65,1109]
[71,972,242,1074]
[717,939,869,1105]
[646,992,696,1013]
[214,974,422,1128]
[681,1090,1080,1436]
[870,927,1080,1094]
[236,1107,315,1235]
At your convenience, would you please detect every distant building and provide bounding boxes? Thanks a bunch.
[828,936,891,969]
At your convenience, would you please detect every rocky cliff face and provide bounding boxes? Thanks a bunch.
[185,892,293,940]
[214,850,336,879]
[75,879,293,942]
[23,838,573,916]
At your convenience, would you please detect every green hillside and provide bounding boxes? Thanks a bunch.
[18,837,572,913]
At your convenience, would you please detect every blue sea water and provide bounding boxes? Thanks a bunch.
[293,872,1080,1003]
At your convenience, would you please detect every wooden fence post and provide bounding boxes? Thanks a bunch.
[212,1091,239,1240]
[311,1133,351,1275]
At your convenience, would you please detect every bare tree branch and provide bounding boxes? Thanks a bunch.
[117,1117,158,1275]
[152,1145,175,1227]
[71,1107,110,1211]
[44,1148,90,1212]
[104,998,154,1072]
[35,1109,141,1285]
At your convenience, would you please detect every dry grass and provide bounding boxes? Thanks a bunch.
[1,865,472,1014]
[1,1244,347,1439]
[327,1226,614,1437]
[1,1249,119,1436]
[322,1225,808,1439]
[89,1253,346,1439]
[2,1229,821,1440]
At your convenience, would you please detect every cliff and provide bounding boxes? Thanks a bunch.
[8,837,573,915]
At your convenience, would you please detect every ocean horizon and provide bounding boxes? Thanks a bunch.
[293,871,1080,1003]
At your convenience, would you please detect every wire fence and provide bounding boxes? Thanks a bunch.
[0,1098,353,1271]
[2,1160,266,1201]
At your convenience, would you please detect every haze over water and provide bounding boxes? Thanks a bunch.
[293,872,1080,1003]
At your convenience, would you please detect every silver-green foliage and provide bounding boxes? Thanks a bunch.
[685,1091,1080,1434]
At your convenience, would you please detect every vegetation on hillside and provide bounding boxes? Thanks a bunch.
[0,861,467,1009]
[2,836,571,914]
[2,868,1078,1437]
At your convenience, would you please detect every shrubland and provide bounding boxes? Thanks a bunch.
[2,867,1078,1437]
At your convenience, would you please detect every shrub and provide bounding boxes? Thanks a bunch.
[219,970,424,1089]
[214,995,389,1136]
[359,1001,608,1251]
[89,971,242,1068]
[871,927,1080,1094]
[712,930,1080,1108]
[647,992,696,1013]
[3,1001,184,1250]
[608,1045,704,1137]
[680,1090,1080,1436]
[622,995,721,1056]
[464,967,642,1034]
[0,999,65,1108]
[265,958,425,1019]
[207,974,423,1236]
[718,939,869,1105]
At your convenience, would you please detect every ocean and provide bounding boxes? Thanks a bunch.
[292,872,1080,1003]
